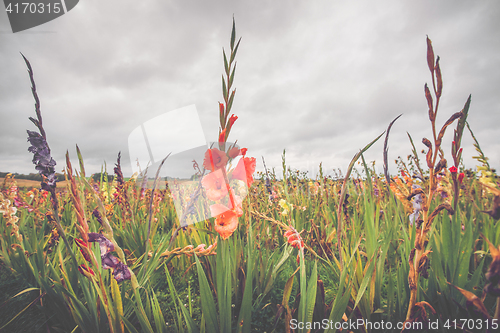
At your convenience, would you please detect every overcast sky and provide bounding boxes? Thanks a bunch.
[1,1,499,179]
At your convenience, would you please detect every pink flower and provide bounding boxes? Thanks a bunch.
[203,148,228,172]
[228,147,240,159]
[202,170,228,201]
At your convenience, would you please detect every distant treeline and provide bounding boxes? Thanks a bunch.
[91,173,114,182]
[0,172,115,182]
[0,172,65,181]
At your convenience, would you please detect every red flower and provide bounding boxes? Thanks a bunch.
[219,129,227,144]
[228,114,238,130]
[458,172,465,184]
[449,166,458,173]
[203,148,228,172]
[232,157,256,187]
[78,264,95,277]
[284,226,304,249]
[75,238,92,262]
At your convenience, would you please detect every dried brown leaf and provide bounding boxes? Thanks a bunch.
[426,36,435,74]
[448,283,491,319]
[435,56,443,98]
[436,111,463,147]
[425,83,434,121]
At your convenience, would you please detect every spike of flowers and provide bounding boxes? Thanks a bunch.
[23,55,58,201]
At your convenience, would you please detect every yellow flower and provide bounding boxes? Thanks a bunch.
[279,199,293,216]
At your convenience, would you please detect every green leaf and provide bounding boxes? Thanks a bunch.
[353,252,376,311]
[76,144,86,178]
[223,49,229,76]
[121,315,140,333]
[237,214,254,333]
[222,75,228,101]
[454,94,471,148]
[230,38,241,63]
[195,255,219,333]
[227,89,236,113]
[304,261,318,324]
[228,62,236,90]
[230,17,236,50]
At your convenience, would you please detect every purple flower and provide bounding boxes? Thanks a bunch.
[113,262,132,282]
[102,252,120,269]
[88,232,131,283]
[92,208,104,226]
[88,232,115,257]
[27,130,57,191]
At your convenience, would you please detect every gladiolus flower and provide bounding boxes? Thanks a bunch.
[210,196,243,240]
[232,157,256,187]
[78,264,95,278]
[112,261,132,282]
[88,232,131,283]
[219,129,227,144]
[88,232,115,257]
[279,199,294,216]
[211,206,240,240]
[240,148,247,156]
[75,238,92,262]
[228,114,238,130]
[202,170,228,201]
[203,148,228,172]
[284,226,304,249]
[27,130,58,192]
[458,172,465,184]
[228,147,240,159]
[449,166,458,173]
[219,102,224,118]
[409,184,423,225]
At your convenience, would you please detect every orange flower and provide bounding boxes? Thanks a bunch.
[202,170,228,201]
[210,196,242,240]
[203,148,228,172]
[232,157,256,187]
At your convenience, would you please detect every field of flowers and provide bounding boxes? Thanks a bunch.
[1,20,500,333]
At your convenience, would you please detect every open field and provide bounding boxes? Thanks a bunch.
[1,177,69,189]
[1,23,500,333]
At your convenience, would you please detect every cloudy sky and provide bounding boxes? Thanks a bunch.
[1,1,499,179]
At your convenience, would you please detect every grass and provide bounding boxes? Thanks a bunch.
[0,261,46,332]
